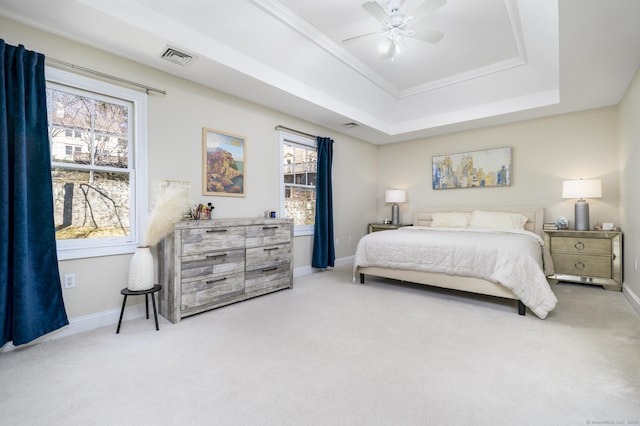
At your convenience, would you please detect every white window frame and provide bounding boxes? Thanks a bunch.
[279,130,316,237]
[46,67,148,260]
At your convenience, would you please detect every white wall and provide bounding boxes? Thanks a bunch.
[619,68,640,308]
[0,17,378,321]
[377,107,620,228]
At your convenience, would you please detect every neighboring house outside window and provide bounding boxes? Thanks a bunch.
[279,131,316,236]
[46,67,148,260]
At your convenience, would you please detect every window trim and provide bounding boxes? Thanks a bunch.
[279,130,316,237]
[46,67,148,260]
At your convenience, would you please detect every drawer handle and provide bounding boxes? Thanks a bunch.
[206,277,227,284]
[574,242,585,250]
[262,267,278,273]
[264,247,279,252]
[206,229,228,233]
[207,253,227,259]
[574,261,586,270]
[262,225,279,230]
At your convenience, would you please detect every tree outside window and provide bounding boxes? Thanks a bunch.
[45,67,147,260]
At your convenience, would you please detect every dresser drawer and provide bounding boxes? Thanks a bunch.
[181,248,245,282]
[181,227,245,255]
[245,263,291,293]
[552,254,612,278]
[181,272,245,310]
[245,223,292,248]
[550,236,610,255]
[246,243,291,271]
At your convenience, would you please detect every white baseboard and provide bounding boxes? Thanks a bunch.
[293,265,313,278]
[335,255,355,268]
[1,302,147,354]
[293,255,354,278]
[623,282,640,316]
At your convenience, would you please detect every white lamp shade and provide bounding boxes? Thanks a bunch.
[385,189,406,203]
[562,179,602,199]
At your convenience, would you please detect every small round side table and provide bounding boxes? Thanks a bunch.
[116,284,162,334]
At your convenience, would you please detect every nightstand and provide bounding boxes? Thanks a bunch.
[368,223,412,233]
[543,230,622,291]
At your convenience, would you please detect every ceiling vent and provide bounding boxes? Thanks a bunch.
[342,122,359,128]
[160,47,196,67]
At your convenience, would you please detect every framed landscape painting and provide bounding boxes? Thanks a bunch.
[202,128,246,197]
[432,147,511,190]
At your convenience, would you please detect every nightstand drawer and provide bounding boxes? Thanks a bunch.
[550,236,610,255]
[368,223,412,233]
[552,254,611,278]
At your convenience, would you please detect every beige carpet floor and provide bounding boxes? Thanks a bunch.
[1,264,639,425]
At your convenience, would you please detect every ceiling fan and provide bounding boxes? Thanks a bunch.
[342,0,446,60]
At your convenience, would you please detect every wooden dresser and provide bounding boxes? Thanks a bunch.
[544,230,622,291]
[158,218,293,323]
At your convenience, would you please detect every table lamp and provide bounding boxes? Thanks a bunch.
[385,189,406,225]
[562,179,602,231]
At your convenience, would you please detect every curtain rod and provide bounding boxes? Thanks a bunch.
[45,57,167,95]
[275,125,317,139]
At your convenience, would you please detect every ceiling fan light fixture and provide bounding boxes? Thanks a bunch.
[344,0,446,61]
[377,37,393,54]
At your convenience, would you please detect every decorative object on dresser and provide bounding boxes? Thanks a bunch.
[544,229,622,291]
[561,178,602,231]
[158,218,293,323]
[368,223,412,233]
[385,189,406,225]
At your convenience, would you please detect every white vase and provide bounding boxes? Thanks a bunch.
[127,246,155,291]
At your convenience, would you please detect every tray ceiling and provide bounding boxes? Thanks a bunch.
[1,0,639,144]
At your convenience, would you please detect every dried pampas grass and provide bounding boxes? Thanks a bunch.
[143,185,190,247]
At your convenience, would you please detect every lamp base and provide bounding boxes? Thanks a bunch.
[575,199,590,231]
[391,203,399,225]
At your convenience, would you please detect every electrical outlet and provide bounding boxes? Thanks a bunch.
[635,259,638,272]
[64,273,76,289]
[335,238,340,247]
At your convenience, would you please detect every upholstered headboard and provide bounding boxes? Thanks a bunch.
[413,206,544,235]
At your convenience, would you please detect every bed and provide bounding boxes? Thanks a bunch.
[354,206,558,319]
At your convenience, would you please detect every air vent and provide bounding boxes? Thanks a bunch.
[342,122,359,128]
[160,47,196,67]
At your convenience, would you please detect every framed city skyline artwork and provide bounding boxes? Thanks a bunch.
[432,147,512,190]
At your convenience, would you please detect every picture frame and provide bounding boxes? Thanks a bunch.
[202,128,246,197]
[432,146,512,190]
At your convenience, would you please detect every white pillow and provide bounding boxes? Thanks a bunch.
[469,210,528,230]
[431,212,470,228]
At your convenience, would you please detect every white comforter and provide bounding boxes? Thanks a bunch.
[353,227,558,319]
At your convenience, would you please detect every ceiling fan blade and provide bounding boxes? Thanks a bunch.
[380,41,396,60]
[412,0,447,22]
[342,31,382,44]
[362,1,389,23]
[412,27,444,44]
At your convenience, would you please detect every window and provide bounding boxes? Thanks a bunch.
[279,131,316,236]
[46,67,148,260]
